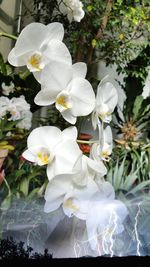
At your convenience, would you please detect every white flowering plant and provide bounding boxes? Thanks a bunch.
[0,18,129,255]
[0,0,150,257]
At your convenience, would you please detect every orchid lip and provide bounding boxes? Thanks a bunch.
[27,52,45,72]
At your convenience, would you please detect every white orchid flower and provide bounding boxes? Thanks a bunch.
[7,95,30,121]
[8,22,72,81]
[71,154,107,187]
[17,110,32,130]
[91,125,113,162]
[100,125,113,161]
[86,182,128,251]
[34,61,95,124]
[0,95,32,130]
[57,0,85,23]
[92,81,118,129]
[44,169,99,220]
[2,81,15,96]
[62,176,98,219]
[44,154,107,220]
[0,96,10,118]
[22,126,82,181]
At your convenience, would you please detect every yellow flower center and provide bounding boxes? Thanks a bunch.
[98,111,111,120]
[37,151,49,165]
[11,110,17,116]
[63,198,79,212]
[101,150,110,160]
[28,54,42,71]
[56,95,71,110]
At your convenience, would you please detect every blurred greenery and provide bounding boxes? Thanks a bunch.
[26,0,150,67]
[106,140,150,196]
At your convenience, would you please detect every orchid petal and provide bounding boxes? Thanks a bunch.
[34,89,56,106]
[44,197,63,213]
[69,78,95,116]
[62,126,77,141]
[47,140,82,180]
[97,82,118,112]
[46,22,64,42]
[72,62,87,78]
[22,149,36,163]
[41,61,72,91]
[44,40,72,65]
[8,48,27,66]
[61,109,77,124]
[27,126,61,151]
[11,23,48,56]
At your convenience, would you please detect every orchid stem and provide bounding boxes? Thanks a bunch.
[77,139,99,144]
[0,32,17,40]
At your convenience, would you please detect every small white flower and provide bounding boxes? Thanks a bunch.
[22,126,82,181]
[86,183,128,251]
[0,96,10,118]
[8,22,72,81]
[58,0,85,22]
[7,95,31,121]
[142,68,150,99]
[17,110,32,130]
[92,81,118,129]
[0,95,32,130]
[2,81,15,96]
[91,125,113,162]
[35,61,95,124]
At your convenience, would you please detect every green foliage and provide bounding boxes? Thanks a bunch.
[0,151,47,209]
[114,94,150,143]
[121,44,150,85]
[132,95,144,120]
[106,141,150,196]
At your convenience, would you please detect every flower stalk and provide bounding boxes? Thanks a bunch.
[0,32,17,40]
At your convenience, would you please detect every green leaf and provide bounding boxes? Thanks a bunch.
[113,157,126,190]
[106,168,113,184]
[0,194,12,211]
[113,160,119,189]
[14,169,26,181]
[26,188,40,200]
[19,178,29,196]
[132,95,143,120]
[28,171,43,181]
[3,120,18,131]
[123,172,137,191]
[127,180,150,196]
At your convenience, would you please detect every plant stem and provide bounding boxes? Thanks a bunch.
[0,32,17,40]
[87,0,113,64]
[77,139,99,144]
[3,178,11,196]
[75,35,85,62]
